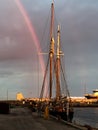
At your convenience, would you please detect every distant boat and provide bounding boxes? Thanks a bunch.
[85,89,98,99]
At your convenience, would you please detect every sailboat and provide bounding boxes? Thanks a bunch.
[39,1,74,122]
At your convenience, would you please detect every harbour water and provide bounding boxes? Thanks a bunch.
[73,107,98,129]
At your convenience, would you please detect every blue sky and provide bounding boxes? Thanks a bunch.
[0,0,98,99]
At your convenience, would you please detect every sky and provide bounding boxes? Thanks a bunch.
[0,0,98,99]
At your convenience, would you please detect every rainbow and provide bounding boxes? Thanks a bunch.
[14,0,47,97]
[14,0,45,73]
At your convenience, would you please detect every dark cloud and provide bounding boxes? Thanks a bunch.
[0,0,98,98]
[0,0,38,61]
[0,70,14,78]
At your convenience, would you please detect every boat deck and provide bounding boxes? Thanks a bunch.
[0,107,87,130]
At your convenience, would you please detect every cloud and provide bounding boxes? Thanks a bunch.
[0,0,98,98]
[21,0,98,96]
[0,0,39,61]
[0,70,14,78]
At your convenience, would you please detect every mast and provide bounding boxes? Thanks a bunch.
[50,2,54,39]
[49,2,54,99]
[40,2,55,100]
[40,2,70,102]
[56,25,61,100]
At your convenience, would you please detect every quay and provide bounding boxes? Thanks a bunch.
[0,106,87,130]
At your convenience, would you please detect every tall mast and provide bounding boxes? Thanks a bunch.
[50,2,54,39]
[49,2,54,99]
[56,25,61,100]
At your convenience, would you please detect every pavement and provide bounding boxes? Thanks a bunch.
[0,107,86,130]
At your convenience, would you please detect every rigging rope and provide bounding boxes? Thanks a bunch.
[40,54,50,99]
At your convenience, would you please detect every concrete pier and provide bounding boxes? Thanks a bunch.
[0,107,86,130]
